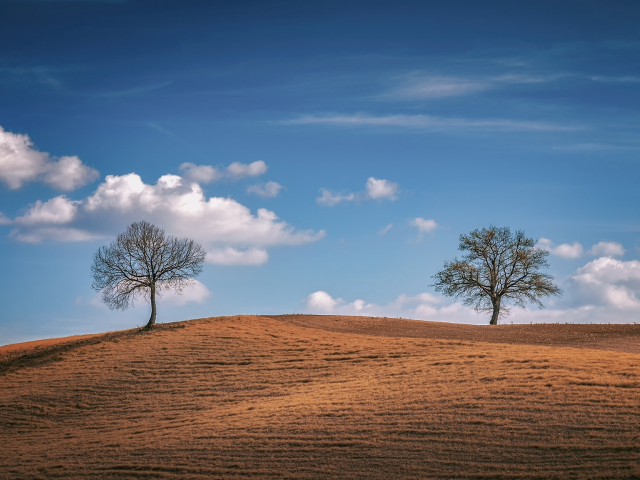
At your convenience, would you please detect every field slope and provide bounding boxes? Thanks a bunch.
[1,315,640,479]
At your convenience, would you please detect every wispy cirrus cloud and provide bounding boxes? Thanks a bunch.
[284,113,583,132]
[378,73,566,101]
[92,80,173,99]
[552,143,640,152]
[379,76,490,100]
[589,75,640,84]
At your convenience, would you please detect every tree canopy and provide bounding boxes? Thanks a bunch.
[432,226,561,325]
[91,221,206,328]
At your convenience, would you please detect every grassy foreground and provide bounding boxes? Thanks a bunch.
[1,315,639,479]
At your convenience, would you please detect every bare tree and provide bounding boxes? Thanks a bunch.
[91,221,206,328]
[432,226,561,325]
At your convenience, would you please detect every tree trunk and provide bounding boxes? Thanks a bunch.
[146,282,157,328]
[490,298,500,325]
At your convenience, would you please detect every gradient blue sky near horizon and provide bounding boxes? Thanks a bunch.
[1,0,639,345]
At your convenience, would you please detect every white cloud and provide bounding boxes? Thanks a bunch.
[589,241,625,257]
[226,160,268,179]
[538,238,625,259]
[537,238,583,258]
[304,290,481,323]
[379,73,562,101]
[7,173,325,258]
[247,181,282,198]
[179,160,268,184]
[381,76,490,100]
[87,279,212,309]
[0,212,12,225]
[206,247,268,266]
[283,114,582,132]
[570,257,640,310]
[14,196,78,226]
[179,163,222,184]
[411,217,438,236]
[554,242,584,259]
[318,177,399,206]
[0,126,99,190]
[306,291,340,313]
[378,223,393,235]
[316,189,355,206]
[157,280,211,307]
[304,256,640,325]
[43,156,99,191]
[589,75,640,83]
[365,177,399,200]
[303,255,640,325]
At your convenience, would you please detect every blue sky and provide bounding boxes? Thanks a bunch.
[1,0,640,345]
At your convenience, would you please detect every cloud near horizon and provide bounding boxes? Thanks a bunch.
[6,172,325,265]
[537,238,625,259]
[304,290,480,323]
[304,256,640,324]
[0,126,99,191]
[86,279,211,309]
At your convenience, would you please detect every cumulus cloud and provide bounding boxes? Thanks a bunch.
[7,173,325,261]
[317,177,399,206]
[538,238,625,259]
[247,181,282,198]
[179,160,268,184]
[226,160,268,179]
[179,163,222,184]
[304,290,481,323]
[411,217,438,237]
[365,177,399,200]
[554,242,584,259]
[304,254,640,325]
[589,241,625,257]
[157,280,211,307]
[15,196,77,226]
[206,247,269,266]
[316,189,355,206]
[304,253,640,324]
[569,257,640,310]
[0,212,13,225]
[0,126,99,190]
[508,256,640,324]
[537,238,584,258]
[306,291,340,313]
[87,279,211,309]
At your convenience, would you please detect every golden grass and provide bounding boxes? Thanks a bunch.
[1,315,639,479]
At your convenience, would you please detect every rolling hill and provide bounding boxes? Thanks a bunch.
[1,315,639,479]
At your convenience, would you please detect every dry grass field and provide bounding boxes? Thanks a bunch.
[1,315,639,479]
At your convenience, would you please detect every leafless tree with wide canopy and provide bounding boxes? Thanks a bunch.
[432,226,561,325]
[91,221,206,328]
